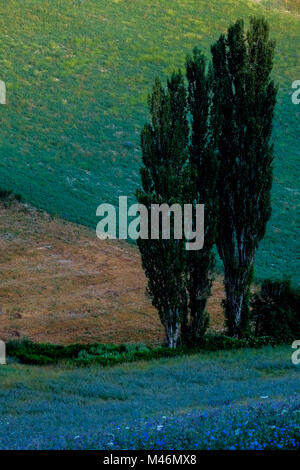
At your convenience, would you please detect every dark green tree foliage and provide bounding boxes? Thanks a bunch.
[251,279,300,342]
[211,17,277,337]
[181,49,218,345]
[136,73,190,348]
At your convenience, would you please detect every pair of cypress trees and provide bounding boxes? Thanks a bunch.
[137,17,277,347]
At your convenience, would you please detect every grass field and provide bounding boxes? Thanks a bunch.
[0,0,299,283]
[0,345,299,449]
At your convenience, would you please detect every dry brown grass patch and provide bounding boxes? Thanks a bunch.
[0,202,225,344]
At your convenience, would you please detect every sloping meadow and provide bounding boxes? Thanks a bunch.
[0,0,298,282]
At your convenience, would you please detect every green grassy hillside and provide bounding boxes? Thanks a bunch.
[0,0,299,282]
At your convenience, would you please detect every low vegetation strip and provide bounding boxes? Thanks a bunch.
[7,335,278,367]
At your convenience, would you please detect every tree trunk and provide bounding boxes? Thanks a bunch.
[225,284,244,337]
[224,261,253,338]
[165,311,179,348]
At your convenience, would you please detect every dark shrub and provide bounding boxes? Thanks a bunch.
[15,352,55,366]
[0,188,22,206]
[251,279,300,342]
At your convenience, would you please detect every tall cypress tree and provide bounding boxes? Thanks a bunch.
[136,72,190,348]
[181,49,218,345]
[211,17,277,337]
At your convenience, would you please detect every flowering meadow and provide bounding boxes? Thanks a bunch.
[0,345,299,449]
